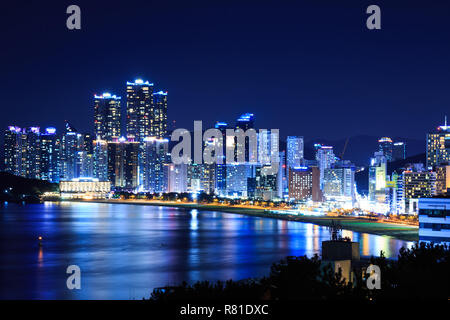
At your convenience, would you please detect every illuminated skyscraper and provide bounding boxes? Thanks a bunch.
[214,122,228,195]
[107,139,139,190]
[378,137,393,162]
[142,137,169,193]
[322,162,355,203]
[368,151,387,202]
[168,163,188,193]
[235,113,254,131]
[61,121,83,181]
[288,166,312,201]
[93,139,108,181]
[152,91,168,138]
[393,142,406,161]
[4,126,23,176]
[315,145,335,188]
[426,119,450,168]
[403,169,436,214]
[94,93,121,141]
[21,127,41,179]
[126,79,153,141]
[40,127,60,183]
[435,165,450,196]
[287,136,304,169]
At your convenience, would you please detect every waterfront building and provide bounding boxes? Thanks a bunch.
[39,127,60,183]
[20,127,41,179]
[368,151,387,203]
[59,178,111,199]
[214,122,228,196]
[249,164,278,201]
[4,126,23,176]
[126,79,154,141]
[60,121,83,181]
[426,119,450,168]
[277,150,288,199]
[288,166,312,201]
[187,163,216,194]
[378,137,393,162]
[385,172,404,215]
[93,139,108,181]
[152,91,168,138]
[315,145,336,188]
[94,93,121,141]
[287,136,304,169]
[322,161,355,203]
[418,197,450,242]
[107,139,140,190]
[142,137,169,193]
[225,163,254,198]
[168,163,188,193]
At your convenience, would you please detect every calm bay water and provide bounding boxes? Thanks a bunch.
[0,202,413,299]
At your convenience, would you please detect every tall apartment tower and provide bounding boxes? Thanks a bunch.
[152,91,168,138]
[94,93,121,141]
[126,79,153,141]
[287,136,304,168]
[40,127,60,183]
[4,126,23,176]
[378,137,393,162]
[427,118,450,169]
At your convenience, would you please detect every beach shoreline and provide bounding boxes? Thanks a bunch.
[57,199,419,242]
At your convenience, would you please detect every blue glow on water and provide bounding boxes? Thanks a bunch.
[0,202,414,299]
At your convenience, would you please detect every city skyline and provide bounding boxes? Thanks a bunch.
[2,1,450,141]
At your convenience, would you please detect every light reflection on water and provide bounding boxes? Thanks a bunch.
[0,202,414,300]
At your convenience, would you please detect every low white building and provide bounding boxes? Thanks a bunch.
[418,198,450,243]
[60,178,111,199]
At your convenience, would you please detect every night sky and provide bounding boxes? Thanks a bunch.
[1,0,450,141]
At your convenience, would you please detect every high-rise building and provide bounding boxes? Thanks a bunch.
[392,142,406,161]
[93,139,108,181]
[403,169,436,214]
[426,119,450,168]
[378,137,393,162]
[22,127,41,179]
[39,127,60,183]
[288,166,312,201]
[168,163,188,193]
[4,126,23,176]
[126,79,153,141]
[235,113,254,131]
[79,133,94,178]
[225,163,254,198]
[323,161,355,202]
[142,137,169,193]
[214,122,228,196]
[152,91,168,138]
[435,165,450,196]
[94,93,121,141]
[315,145,335,188]
[107,139,140,190]
[368,151,387,203]
[286,136,304,169]
[60,121,84,181]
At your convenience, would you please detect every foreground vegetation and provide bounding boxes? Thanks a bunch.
[150,242,450,301]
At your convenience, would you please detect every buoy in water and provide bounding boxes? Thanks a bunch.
[38,236,43,246]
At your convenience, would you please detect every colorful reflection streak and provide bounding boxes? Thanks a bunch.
[0,202,413,299]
